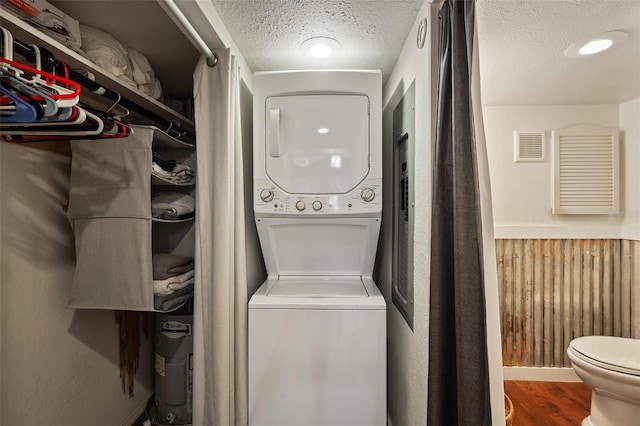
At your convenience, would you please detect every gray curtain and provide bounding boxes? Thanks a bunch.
[427,0,492,425]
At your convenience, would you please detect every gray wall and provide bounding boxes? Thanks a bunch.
[376,2,437,424]
[240,78,267,297]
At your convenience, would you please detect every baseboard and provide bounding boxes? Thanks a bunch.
[503,367,581,382]
[120,393,153,426]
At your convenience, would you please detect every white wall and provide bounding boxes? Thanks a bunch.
[377,2,436,424]
[620,99,640,339]
[0,143,153,426]
[620,98,640,241]
[483,105,624,239]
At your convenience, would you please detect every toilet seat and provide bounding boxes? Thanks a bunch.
[569,336,640,376]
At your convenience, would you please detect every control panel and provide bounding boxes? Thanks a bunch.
[254,179,382,216]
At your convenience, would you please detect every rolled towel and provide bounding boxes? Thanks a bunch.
[153,253,194,280]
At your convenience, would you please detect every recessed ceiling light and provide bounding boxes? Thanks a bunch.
[300,37,342,59]
[565,31,628,58]
[578,39,613,55]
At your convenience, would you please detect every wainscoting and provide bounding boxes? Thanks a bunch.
[496,239,638,367]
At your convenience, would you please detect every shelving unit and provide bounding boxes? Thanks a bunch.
[145,124,197,312]
[1,11,196,138]
[150,126,196,312]
[63,125,196,313]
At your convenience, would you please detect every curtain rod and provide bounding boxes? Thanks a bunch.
[161,0,218,67]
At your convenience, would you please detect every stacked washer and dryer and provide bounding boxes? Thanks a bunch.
[248,70,386,425]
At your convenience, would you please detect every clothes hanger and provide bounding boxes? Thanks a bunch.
[1,106,104,136]
[0,57,80,108]
[0,102,86,127]
[0,70,59,117]
[0,85,37,123]
[0,56,81,108]
[1,112,133,143]
[1,67,86,127]
[3,115,131,142]
[0,27,14,61]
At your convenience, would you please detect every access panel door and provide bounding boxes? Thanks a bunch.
[265,94,370,194]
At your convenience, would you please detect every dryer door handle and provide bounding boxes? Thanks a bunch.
[268,108,281,157]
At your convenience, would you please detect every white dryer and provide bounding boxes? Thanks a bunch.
[248,70,386,426]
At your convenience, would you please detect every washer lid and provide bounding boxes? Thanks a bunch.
[249,276,386,310]
[570,336,640,375]
[267,277,368,298]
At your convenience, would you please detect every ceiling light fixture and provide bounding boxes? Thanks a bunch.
[565,31,628,58]
[579,39,613,55]
[300,37,342,59]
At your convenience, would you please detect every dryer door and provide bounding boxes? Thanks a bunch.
[265,94,370,194]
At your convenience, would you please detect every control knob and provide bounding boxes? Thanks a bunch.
[361,188,376,202]
[295,201,306,211]
[259,189,274,202]
[312,201,323,211]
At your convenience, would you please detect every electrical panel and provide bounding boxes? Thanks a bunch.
[392,82,415,329]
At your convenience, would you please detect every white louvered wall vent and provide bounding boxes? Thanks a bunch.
[552,125,619,215]
[514,130,545,162]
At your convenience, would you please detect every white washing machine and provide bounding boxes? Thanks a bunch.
[248,70,386,426]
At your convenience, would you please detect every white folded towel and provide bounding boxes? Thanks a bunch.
[151,192,195,219]
[152,163,195,184]
[153,269,195,295]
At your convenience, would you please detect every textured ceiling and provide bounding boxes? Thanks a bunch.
[477,0,640,105]
[211,0,425,82]
[49,1,640,106]
[212,0,640,106]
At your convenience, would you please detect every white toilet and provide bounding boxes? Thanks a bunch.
[567,336,640,426]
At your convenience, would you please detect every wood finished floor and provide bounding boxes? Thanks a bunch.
[505,381,592,426]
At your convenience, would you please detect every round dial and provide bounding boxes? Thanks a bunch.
[312,200,323,211]
[295,201,306,211]
[361,188,376,202]
[259,189,274,202]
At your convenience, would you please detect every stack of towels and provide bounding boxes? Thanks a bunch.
[152,152,195,185]
[153,253,194,311]
[79,25,163,100]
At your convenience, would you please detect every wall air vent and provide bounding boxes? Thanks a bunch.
[514,131,545,162]
[552,124,619,215]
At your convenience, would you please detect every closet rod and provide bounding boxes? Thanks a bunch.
[161,0,218,67]
[10,38,194,139]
